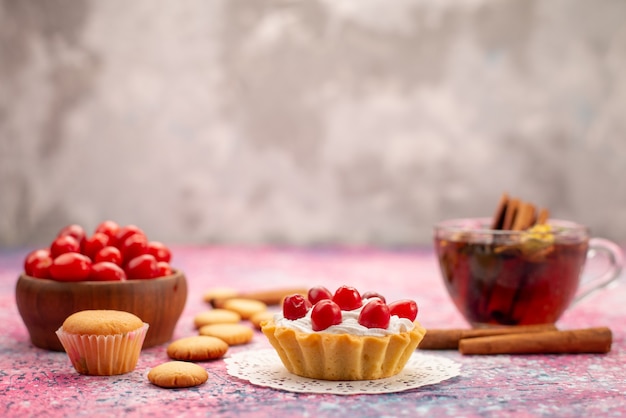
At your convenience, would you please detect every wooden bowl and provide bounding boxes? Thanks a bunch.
[15,270,188,351]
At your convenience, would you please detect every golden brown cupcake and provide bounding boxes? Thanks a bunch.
[56,310,149,376]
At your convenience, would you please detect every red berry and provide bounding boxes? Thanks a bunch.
[310,300,342,331]
[146,241,172,263]
[49,252,92,282]
[332,285,362,311]
[125,254,159,280]
[90,262,126,281]
[95,246,123,266]
[119,233,148,263]
[94,220,120,244]
[57,224,86,246]
[358,299,390,329]
[50,235,81,258]
[388,299,418,321]
[307,286,333,305]
[157,261,173,276]
[82,232,110,260]
[283,294,311,320]
[116,225,144,246]
[24,249,53,278]
[361,291,386,303]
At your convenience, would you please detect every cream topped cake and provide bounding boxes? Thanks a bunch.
[273,298,415,336]
[261,285,426,381]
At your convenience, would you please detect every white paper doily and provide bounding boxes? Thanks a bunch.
[225,349,460,395]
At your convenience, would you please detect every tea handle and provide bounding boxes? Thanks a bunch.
[574,238,624,303]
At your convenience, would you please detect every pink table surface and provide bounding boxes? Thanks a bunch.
[1,246,625,418]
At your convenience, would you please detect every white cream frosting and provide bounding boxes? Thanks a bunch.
[274,298,415,337]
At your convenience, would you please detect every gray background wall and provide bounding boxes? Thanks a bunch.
[1,0,625,248]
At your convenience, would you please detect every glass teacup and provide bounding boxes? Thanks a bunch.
[434,218,624,327]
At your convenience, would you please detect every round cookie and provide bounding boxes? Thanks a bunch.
[167,336,229,361]
[202,287,238,304]
[198,323,254,345]
[147,361,208,388]
[193,309,241,328]
[250,310,275,330]
[222,298,267,320]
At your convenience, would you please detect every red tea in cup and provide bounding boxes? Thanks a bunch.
[434,218,623,327]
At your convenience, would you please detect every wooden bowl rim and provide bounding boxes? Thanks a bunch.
[18,269,184,287]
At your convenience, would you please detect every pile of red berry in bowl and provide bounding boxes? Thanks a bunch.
[23,221,174,282]
[16,221,187,351]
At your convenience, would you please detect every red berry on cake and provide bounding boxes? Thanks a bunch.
[332,285,363,311]
[310,300,342,331]
[307,286,333,305]
[358,299,391,329]
[283,294,311,320]
[361,291,386,303]
[388,299,418,322]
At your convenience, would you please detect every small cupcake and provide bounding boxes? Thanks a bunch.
[56,310,149,376]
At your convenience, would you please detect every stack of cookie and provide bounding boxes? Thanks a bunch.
[147,286,306,389]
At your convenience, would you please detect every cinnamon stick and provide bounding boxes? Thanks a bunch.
[512,203,536,231]
[490,193,550,230]
[491,192,509,229]
[208,287,309,308]
[419,329,464,350]
[502,198,519,230]
[419,324,557,350]
[459,327,612,355]
[536,208,549,225]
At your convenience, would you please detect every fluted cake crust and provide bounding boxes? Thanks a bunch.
[261,320,426,380]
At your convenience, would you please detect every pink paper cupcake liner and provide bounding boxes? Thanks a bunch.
[56,323,149,375]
